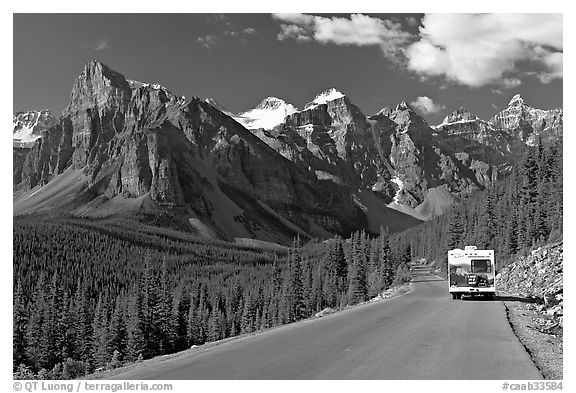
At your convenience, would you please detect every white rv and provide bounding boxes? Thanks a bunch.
[448,246,495,300]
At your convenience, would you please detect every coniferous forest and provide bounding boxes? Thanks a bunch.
[13,138,561,380]
[13,217,410,379]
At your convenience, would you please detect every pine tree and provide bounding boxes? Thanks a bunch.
[380,230,393,289]
[91,295,110,368]
[38,275,65,370]
[13,280,28,371]
[348,233,368,305]
[73,280,93,364]
[126,286,146,362]
[447,207,464,250]
[107,297,127,364]
[157,257,175,354]
[26,274,47,370]
[175,287,190,351]
[241,292,255,333]
[280,243,306,322]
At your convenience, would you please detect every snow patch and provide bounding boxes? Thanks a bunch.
[390,175,404,204]
[304,88,345,110]
[234,98,297,130]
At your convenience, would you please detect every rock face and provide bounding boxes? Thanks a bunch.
[496,242,563,333]
[14,60,365,243]
[490,94,563,146]
[13,109,57,148]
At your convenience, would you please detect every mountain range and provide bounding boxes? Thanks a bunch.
[13,60,563,244]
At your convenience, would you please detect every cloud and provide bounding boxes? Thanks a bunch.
[410,96,445,114]
[208,14,231,26]
[92,39,111,51]
[273,13,315,26]
[406,14,563,87]
[278,24,312,42]
[198,27,258,49]
[197,34,218,49]
[272,13,414,63]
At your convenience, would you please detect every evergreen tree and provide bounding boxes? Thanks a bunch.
[13,280,28,371]
[380,230,393,289]
[175,287,191,351]
[91,295,110,368]
[348,233,368,305]
[26,274,47,370]
[126,286,146,362]
[107,297,128,364]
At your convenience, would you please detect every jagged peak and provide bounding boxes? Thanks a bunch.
[255,96,293,110]
[73,59,130,92]
[304,88,346,109]
[440,106,479,124]
[395,100,413,112]
[508,94,525,107]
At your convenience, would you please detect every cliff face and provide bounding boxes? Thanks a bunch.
[496,242,563,332]
[490,94,563,146]
[14,60,365,242]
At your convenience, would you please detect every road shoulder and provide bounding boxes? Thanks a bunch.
[501,295,563,379]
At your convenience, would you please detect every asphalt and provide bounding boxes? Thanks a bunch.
[110,269,542,380]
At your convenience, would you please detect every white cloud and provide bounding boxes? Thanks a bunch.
[406,14,563,87]
[272,13,315,26]
[273,13,413,62]
[197,34,218,49]
[198,27,258,49]
[278,24,312,42]
[410,96,445,114]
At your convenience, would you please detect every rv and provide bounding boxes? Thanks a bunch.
[448,246,495,300]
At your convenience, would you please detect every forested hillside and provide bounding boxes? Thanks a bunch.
[13,218,410,379]
[392,138,563,271]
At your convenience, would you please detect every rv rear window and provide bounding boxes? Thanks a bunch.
[471,259,491,273]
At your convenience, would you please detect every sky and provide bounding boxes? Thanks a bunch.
[13,13,563,124]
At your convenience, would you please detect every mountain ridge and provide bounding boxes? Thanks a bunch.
[13,60,563,243]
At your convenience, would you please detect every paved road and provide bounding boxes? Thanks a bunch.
[111,270,542,380]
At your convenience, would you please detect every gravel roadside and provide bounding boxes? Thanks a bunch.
[501,296,563,380]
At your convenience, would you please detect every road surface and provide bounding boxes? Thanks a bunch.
[110,269,542,379]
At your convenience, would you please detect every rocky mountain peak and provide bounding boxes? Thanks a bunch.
[76,59,130,90]
[255,96,292,110]
[397,100,409,109]
[304,88,345,109]
[508,94,525,107]
[234,96,297,130]
[13,109,58,148]
[441,106,479,124]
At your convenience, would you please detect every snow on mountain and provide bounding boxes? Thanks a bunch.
[13,110,57,148]
[304,88,345,110]
[234,97,297,130]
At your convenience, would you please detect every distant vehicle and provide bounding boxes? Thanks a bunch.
[448,246,495,300]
